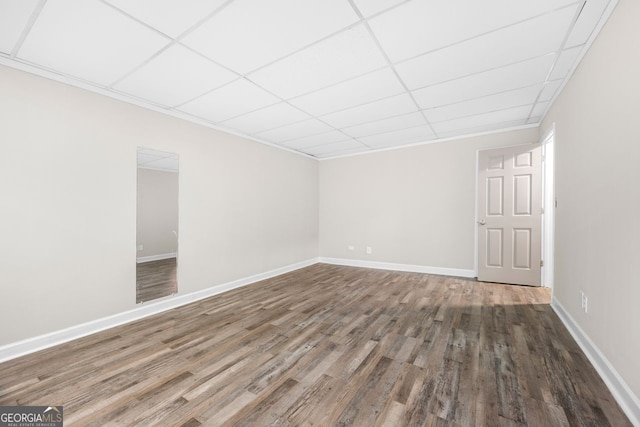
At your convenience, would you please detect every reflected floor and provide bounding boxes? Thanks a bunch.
[136,257,177,303]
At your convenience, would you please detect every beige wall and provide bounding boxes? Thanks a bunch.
[0,65,318,346]
[136,168,179,259]
[542,0,639,399]
[319,128,538,270]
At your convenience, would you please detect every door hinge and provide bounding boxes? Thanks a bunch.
[540,260,544,267]
[541,207,545,214]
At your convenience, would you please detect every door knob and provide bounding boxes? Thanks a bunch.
[477,219,486,225]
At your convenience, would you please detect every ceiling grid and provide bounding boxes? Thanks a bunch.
[0,0,616,158]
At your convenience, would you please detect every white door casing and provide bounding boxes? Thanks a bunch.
[477,144,542,286]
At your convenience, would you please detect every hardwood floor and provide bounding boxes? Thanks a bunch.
[0,264,631,426]
[137,257,178,303]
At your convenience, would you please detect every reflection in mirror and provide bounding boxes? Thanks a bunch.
[136,148,179,303]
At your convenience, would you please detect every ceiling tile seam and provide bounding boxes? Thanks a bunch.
[169,0,237,42]
[362,0,414,20]
[171,76,252,111]
[10,0,47,58]
[282,65,390,103]
[392,2,584,68]
[318,124,540,161]
[303,141,370,156]
[437,119,531,136]
[350,122,434,141]
[100,0,241,90]
[205,83,336,140]
[406,52,557,93]
[196,45,558,126]
[234,19,367,79]
[177,42,245,78]
[339,111,430,137]
[320,107,427,133]
[345,0,438,137]
[99,0,178,39]
[421,82,547,111]
[276,52,552,125]
[428,103,536,126]
[0,56,317,162]
[302,137,368,151]
[534,0,618,123]
[105,40,173,89]
[176,0,240,41]
[525,1,586,122]
[107,84,195,110]
[205,75,374,149]
[259,125,353,145]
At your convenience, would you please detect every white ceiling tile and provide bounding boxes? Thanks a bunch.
[431,105,531,134]
[282,131,351,150]
[321,94,418,129]
[137,147,179,171]
[181,0,359,74]
[302,139,365,156]
[527,117,541,125]
[104,0,228,38]
[549,45,583,80]
[369,0,578,63]
[288,68,405,116]
[436,119,526,139]
[314,146,371,158]
[566,0,611,47]
[140,157,179,172]
[342,112,426,138]
[395,7,577,90]
[539,79,564,102]
[17,0,170,86]
[249,25,387,99]
[137,148,176,159]
[0,0,39,54]
[412,55,555,110]
[255,119,334,143]
[220,102,310,134]
[178,78,279,123]
[113,44,237,107]
[424,85,542,123]
[351,0,406,17]
[530,102,550,118]
[357,125,435,148]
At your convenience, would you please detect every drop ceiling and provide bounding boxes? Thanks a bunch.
[0,0,616,159]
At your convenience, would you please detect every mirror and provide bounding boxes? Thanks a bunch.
[136,148,179,303]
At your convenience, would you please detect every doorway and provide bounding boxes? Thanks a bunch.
[476,143,543,286]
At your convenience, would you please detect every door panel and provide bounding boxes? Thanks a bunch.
[478,144,542,286]
[486,228,504,267]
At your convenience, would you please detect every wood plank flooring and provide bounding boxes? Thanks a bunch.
[0,264,631,426]
[137,257,178,303]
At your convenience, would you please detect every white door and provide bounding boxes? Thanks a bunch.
[477,144,542,286]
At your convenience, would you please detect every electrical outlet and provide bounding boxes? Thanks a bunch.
[366,246,372,254]
[583,295,588,313]
[137,244,144,252]
[347,245,355,251]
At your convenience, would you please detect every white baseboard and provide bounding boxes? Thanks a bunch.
[0,257,319,364]
[136,253,176,263]
[551,297,640,426]
[318,257,475,278]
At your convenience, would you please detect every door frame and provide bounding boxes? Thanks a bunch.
[541,124,556,288]
[473,133,556,287]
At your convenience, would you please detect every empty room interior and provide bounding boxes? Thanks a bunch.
[1,0,639,425]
